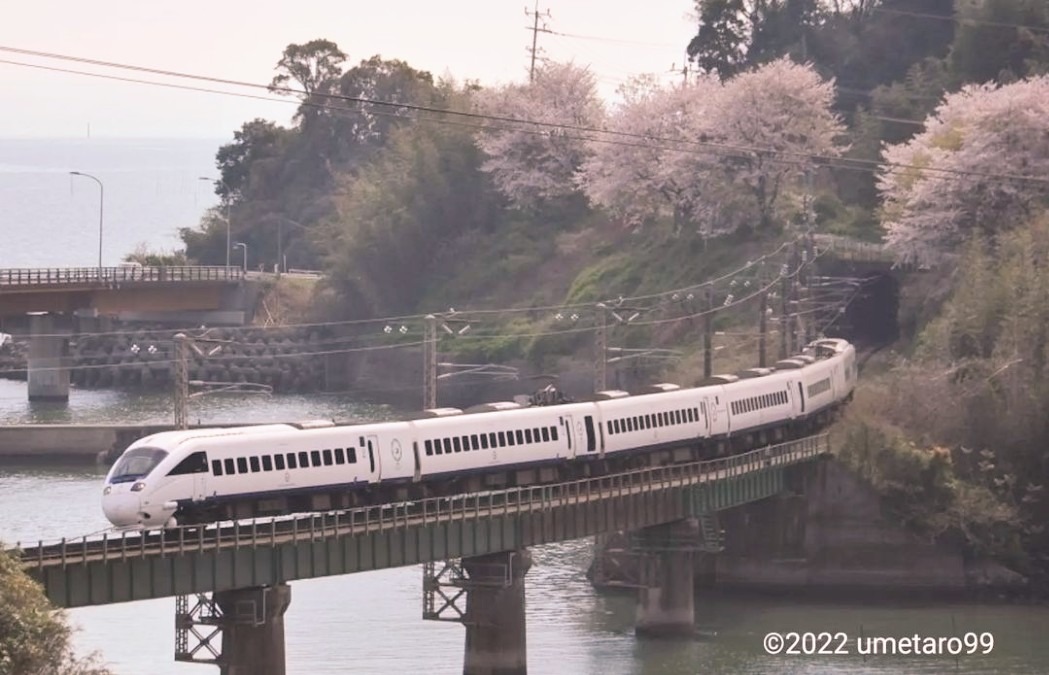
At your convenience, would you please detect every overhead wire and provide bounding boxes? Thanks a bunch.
[3,45,1049,187]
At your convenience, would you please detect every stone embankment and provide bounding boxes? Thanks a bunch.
[0,326,337,394]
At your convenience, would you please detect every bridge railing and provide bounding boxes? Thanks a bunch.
[16,433,829,569]
[0,266,245,287]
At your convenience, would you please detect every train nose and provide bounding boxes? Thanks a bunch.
[101,485,141,527]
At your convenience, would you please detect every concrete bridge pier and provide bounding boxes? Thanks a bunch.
[635,518,700,637]
[462,549,532,675]
[27,313,70,401]
[214,583,291,675]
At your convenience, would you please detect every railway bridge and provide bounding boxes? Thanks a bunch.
[14,434,830,675]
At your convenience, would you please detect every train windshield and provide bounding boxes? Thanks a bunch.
[109,447,169,483]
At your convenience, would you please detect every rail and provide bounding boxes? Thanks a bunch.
[810,234,894,263]
[15,434,828,571]
[0,266,245,287]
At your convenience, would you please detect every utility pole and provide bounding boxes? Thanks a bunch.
[780,252,792,360]
[174,333,189,430]
[703,284,714,379]
[758,262,768,368]
[525,1,550,83]
[424,315,437,409]
[593,305,607,393]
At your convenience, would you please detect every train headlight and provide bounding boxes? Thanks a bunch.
[103,486,112,496]
[130,481,147,492]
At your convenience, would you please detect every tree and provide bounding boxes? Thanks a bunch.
[689,0,749,80]
[578,75,720,232]
[474,61,605,211]
[214,118,289,199]
[323,84,495,315]
[699,57,845,232]
[268,39,348,122]
[0,549,110,674]
[949,0,1049,85]
[879,76,1049,266]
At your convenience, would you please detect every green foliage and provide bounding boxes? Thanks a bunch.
[122,243,187,267]
[949,0,1049,85]
[0,549,110,674]
[865,212,1049,582]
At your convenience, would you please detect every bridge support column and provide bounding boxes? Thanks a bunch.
[27,313,70,401]
[635,518,699,637]
[214,583,291,675]
[462,549,532,675]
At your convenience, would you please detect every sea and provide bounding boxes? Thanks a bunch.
[2,138,1049,674]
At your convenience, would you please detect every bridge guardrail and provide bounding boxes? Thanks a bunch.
[0,266,245,287]
[15,433,829,570]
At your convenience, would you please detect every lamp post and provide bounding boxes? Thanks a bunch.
[199,176,232,267]
[233,242,248,272]
[277,216,308,274]
[70,171,104,276]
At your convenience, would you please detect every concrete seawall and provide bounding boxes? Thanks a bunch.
[0,424,248,463]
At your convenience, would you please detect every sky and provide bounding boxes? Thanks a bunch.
[2,0,699,139]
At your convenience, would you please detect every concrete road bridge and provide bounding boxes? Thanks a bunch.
[0,265,252,401]
[14,434,830,675]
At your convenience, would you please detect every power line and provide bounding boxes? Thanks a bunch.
[874,6,1049,35]
[4,45,1049,187]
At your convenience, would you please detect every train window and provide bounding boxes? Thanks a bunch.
[550,426,559,441]
[515,430,524,444]
[275,454,286,471]
[673,410,681,424]
[471,434,480,450]
[236,457,248,474]
[507,431,516,446]
[249,456,261,473]
[287,453,298,469]
[225,458,235,474]
[525,429,533,443]
[168,451,209,476]
[496,431,505,446]
[453,437,462,453]
[310,450,321,466]
[606,422,614,436]
[480,434,489,449]
[463,436,471,450]
[335,448,345,464]
[212,459,223,476]
[348,447,358,463]
[296,451,307,468]
[323,449,333,466]
[541,427,550,442]
[262,455,273,471]
[443,438,452,454]
[425,440,434,456]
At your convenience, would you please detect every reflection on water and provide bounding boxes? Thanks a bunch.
[2,389,1049,673]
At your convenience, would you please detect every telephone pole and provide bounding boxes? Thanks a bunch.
[174,334,189,430]
[593,305,608,393]
[525,1,550,83]
[424,315,437,409]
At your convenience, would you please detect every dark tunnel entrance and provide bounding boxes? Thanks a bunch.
[838,272,899,346]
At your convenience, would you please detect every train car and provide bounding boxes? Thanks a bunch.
[102,338,858,529]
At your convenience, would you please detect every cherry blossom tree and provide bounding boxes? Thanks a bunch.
[703,57,845,232]
[578,75,721,232]
[474,62,605,211]
[879,76,1049,266]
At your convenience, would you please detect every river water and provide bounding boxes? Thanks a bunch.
[3,139,1049,672]
[2,380,1049,674]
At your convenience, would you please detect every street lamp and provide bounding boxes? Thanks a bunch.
[70,171,104,275]
[199,176,232,267]
[276,216,308,274]
[233,242,248,272]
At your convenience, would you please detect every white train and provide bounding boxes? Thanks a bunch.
[102,338,857,529]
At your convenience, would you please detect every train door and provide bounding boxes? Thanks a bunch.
[194,460,208,501]
[560,415,575,458]
[363,434,381,482]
